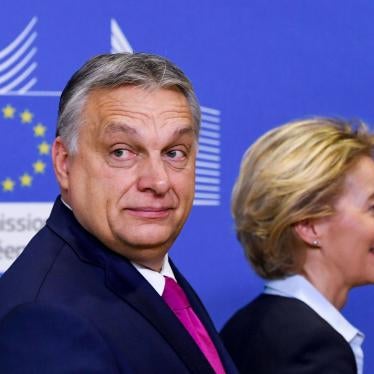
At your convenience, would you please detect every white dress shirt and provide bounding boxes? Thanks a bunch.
[132,255,176,296]
[264,275,364,374]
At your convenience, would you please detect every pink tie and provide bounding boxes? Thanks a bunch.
[162,276,226,374]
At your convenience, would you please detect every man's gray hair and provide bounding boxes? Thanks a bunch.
[57,53,201,152]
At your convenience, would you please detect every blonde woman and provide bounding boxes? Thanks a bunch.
[221,118,374,374]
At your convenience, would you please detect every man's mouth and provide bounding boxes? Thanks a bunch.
[125,207,173,219]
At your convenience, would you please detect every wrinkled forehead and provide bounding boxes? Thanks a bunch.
[84,84,194,120]
[85,85,192,117]
[78,86,197,141]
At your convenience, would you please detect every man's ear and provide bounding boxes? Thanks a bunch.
[293,219,320,248]
[52,137,70,191]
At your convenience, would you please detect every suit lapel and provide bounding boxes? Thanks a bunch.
[105,254,215,374]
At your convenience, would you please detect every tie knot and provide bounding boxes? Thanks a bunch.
[162,276,190,311]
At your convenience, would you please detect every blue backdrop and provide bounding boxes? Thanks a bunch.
[0,1,373,372]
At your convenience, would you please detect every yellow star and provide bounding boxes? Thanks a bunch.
[20,109,33,123]
[20,173,33,187]
[33,123,47,137]
[33,160,46,174]
[2,104,15,119]
[38,141,50,155]
[2,178,15,191]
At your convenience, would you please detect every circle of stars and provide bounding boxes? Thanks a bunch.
[1,104,50,192]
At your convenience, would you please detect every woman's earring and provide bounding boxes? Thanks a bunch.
[312,239,320,248]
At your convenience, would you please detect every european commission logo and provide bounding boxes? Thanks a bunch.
[0,17,59,273]
[0,17,57,203]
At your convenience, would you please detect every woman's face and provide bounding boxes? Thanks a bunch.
[315,156,374,289]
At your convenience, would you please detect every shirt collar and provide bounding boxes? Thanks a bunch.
[60,197,72,210]
[132,254,176,296]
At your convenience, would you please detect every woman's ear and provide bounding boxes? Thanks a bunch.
[293,219,321,248]
[52,137,70,191]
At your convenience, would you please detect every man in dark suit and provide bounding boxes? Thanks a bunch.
[0,53,236,373]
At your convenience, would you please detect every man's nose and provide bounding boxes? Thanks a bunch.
[137,156,171,195]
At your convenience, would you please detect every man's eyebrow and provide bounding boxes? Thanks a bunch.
[103,123,195,138]
[104,122,138,135]
[174,126,195,136]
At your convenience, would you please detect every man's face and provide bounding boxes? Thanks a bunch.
[53,86,196,270]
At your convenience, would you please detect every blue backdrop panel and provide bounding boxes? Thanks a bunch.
[0,1,373,372]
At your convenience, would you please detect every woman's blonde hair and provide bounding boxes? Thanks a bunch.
[233,117,374,279]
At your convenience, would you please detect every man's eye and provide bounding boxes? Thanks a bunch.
[112,149,133,159]
[167,150,185,159]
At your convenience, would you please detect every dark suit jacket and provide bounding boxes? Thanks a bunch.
[0,197,236,374]
[220,294,357,374]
